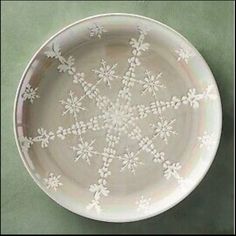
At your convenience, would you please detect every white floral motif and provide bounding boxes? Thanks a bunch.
[137,25,150,35]
[71,140,95,164]
[163,161,182,180]
[22,84,39,103]
[130,36,149,56]
[198,132,216,151]
[19,136,33,152]
[93,59,118,87]
[44,172,63,191]
[202,85,217,100]
[175,44,195,64]
[136,196,151,213]
[89,182,109,199]
[151,117,177,144]
[119,149,143,174]
[33,128,55,148]
[44,43,61,59]
[87,178,109,213]
[182,88,203,109]
[89,23,106,38]
[86,199,101,213]
[60,91,85,118]
[45,43,76,74]
[57,56,75,73]
[142,70,164,96]
[102,101,134,133]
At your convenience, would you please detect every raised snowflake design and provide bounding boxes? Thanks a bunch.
[93,59,118,87]
[71,140,95,164]
[102,101,134,133]
[88,23,106,38]
[136,195,151,213]
[175,44,195,64]
[198,132,216,151]
[19,136,33,153]
[60,90,85,118]
[22,84,39,103]
[163,161,182,180]
[142,70,164,96]
[182,88,202,108]
[33,128,55,148]
[19,25,218,214]
[119,148,143,174]
[151,117,177,144]
[44,172,63,191]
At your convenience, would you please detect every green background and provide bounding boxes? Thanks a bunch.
[1,1,234,234]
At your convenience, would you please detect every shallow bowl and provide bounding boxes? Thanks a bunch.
[14,13,222,222]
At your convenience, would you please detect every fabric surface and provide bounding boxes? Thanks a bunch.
[1,1,234,234]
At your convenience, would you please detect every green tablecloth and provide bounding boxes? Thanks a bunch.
[1,1,234,234]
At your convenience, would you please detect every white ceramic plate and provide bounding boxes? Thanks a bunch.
[14,13,222,222]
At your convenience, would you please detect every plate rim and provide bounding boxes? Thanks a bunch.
[13,13,223,223]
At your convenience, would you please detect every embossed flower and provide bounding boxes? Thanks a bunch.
[89,23,106,38]
[71,140,95,164]
[22,84,39,103]
[163,161,181,180]
[44,43,61,59]
[87,180,109,213]
[198,132,216,151]
[136,196,151,213]
[89,183,110,199]
[120,150,143,174]
[19,136,33,152]
[103,101,134,133]
[202,85,217,100]
[142,70,164,96]
[182,88,202,109]
[93,59,118,87]
[60,91,85,118]
[57,56,75,74]
[175,46,195,64]
[130,38,149,53]
[34,128,55,148]
[151,117,177,144]
[86,199,101,213]
[44,173,63,191]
